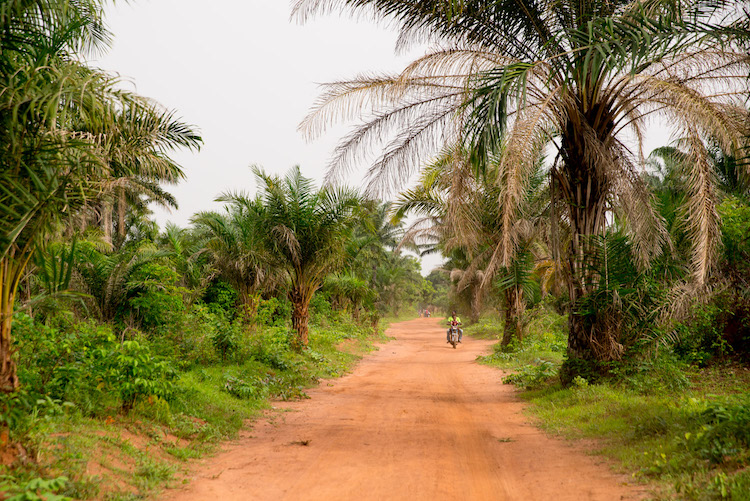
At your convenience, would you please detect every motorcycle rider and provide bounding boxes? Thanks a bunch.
[446,311,463,343]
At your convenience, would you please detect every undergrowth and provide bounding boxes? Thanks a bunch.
[0,306,391,500]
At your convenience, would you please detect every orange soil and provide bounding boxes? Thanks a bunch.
[161,317,646,501]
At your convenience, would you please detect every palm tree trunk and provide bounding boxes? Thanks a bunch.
[289,288,311,349]
[500,287,524,348]
[550,161,562,279]
[117,187,127,240]
[102,202,113,247]
[0,248,32,393]
[558,118,611,383]
[470,280,482,323]
[501,302,515,348]
[237,286,260,321]
[0,311,17,393]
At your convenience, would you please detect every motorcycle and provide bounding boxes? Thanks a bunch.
[448,320,460,349]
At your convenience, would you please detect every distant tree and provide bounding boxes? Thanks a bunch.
[192,200,274,317]
[250,166,360,348]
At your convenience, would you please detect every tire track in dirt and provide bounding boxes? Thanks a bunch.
[161,317,645,500]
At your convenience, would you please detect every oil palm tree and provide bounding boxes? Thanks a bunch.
[238,166,360,348]
[295,0,750,377]
[191,198,274,317]
[96,104,200,248]
[396,148,547,337]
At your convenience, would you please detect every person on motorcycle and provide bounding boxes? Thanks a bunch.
[446,311,463,343]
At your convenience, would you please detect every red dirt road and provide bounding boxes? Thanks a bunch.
[161,317,645,501]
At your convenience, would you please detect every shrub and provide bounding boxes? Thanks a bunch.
[13,315,178,415]
[103,340,178,412]
[202,279,238,315]
[502,360,557,389]
[673,303,730,366]
[14,315,116,400]
[255,297,291,327]
[310,294,334,325]
[222,375,266,400]
[687,397,750,464]
[607,353,690,394]
[0,475,72,501]
[172,305,225,366]
[248,327,295,371]
[211,326,240,362]
[126,263,187,332]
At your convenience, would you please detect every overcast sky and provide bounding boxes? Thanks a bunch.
[91,0,674,275]
[92,0,424,215]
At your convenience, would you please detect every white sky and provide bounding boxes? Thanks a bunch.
[92,1,422,211]
[91,0,674,275]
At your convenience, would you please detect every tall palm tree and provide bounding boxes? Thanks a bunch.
[395,149,547,336]
[294,0,750,377]
[250,166,361,348]
[96,104,200,248]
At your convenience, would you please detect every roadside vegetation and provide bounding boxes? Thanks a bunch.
[468,303,750,500]
[0,307,402,500]
[302,1,750,497]
[2,1,750,500]
[0,157,440,499]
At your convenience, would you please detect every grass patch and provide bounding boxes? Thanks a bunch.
[524,374,750,499]
[472,308,750,499]
[469,307,567,388]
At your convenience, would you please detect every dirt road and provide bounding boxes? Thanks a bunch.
[161,317,644,501]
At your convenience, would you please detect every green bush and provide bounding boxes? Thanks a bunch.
[211,325,240,361]
[687,397,750,464]
[310,294,335,325]
[0,475,71,501]
[673,303,730,366]
[255,297,291,326]
[103,340,177,412]
[14,316,119,407]
[502,360,557,389]
[222,375,266,400]
[126,262,187,332]
[202,279,238,315]
[248,327,295,371]
[13,315,177,415]
[0,390,38,437]
[607,353,690,394]
[171,305,225,366]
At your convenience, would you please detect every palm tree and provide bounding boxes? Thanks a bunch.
[0,0,110,391]
[241,166,360,348]
[191,199,274,317]
[323,271,374,319]
[0,0,201,391]
[96,104,200,248]
[294,0,750,378]
[395,149,547,337]
[75,239,172,325]
[158,223,215,305]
